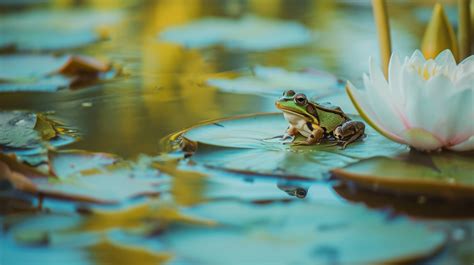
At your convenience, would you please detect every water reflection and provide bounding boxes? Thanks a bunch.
[0,0,469,264]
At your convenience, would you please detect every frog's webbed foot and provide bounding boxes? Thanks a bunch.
[340,131,365,149]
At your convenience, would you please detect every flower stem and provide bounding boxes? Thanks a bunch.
[458,0,472,60]
[371,0,392,79]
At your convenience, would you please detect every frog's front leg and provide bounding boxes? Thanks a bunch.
[283,125,299,140]
[334,121,365,149]
[263,125,298,141]
[293,124,324,145]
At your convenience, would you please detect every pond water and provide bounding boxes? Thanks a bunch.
[0,1,473,265]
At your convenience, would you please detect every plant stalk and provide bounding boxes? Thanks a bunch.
[458,0,472,60]
[372,0,392,79]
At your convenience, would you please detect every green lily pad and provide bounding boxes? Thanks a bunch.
[165,201,446,265]
[331,152,474,200]
[0,111,76,155]
[207,66,342,98]
[159,15,312,51]
[179,113,406,180]
[0,10,122,51]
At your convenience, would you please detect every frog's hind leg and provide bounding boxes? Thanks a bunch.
[341,129,365,149]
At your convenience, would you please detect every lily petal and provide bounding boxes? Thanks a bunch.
[456,55,474,82]
[388,52,403,106]
[366,58,406,136]
[416,74,456,134]
[408,50,426,67]
[447,136,474,151]
[455,55,474,88]
[438,89,474,144]
[434,49,456,69]
[346,82,404,143]
[402,128,444,151]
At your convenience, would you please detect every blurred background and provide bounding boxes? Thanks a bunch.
[0,0,469,158]
[1,1,473,264]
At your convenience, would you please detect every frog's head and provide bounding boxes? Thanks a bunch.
[275,90,318,122]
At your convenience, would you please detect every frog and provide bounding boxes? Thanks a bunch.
[275,89,365,149]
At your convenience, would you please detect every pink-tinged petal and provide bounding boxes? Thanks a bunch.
[402,128,444,151]
[365,58,406,136]
[447,136,474,151]
[438,89,474,143]
[401,65,424,128]
[414,74,456,134]
[346,82,404,143]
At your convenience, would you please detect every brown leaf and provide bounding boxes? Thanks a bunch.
[58,55,110,75]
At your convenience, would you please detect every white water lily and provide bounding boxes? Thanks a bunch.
[347,50,473,151]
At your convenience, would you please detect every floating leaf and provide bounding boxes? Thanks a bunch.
[0,10,122,51]
[159,15,312,51]
[72,201,215,234]
[154,160,294,205]
[165,201,446,265]
[48,150,119,179]
[0,111,40,149]
[331,152,474,200]
[0,155,39,192]
[0,55,114,93]
[333,182,474,218]
[0,150,168,204]
[87,240,171,265]
[0,111,75,154]
[178,113,406,179]
[207,66,342,98]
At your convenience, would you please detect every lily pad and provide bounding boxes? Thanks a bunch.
[0,111,76,154]
[0,10,122,51]
[159,15,312,51]
[164,201,446,265]
[331,152,474,200]
[178,113,406,180]
[0,150,168,204]
[48,150,119,179]
[207,66,342,98]
[0,55,114,93]
[153,160,296,205]
[333,182,474,219]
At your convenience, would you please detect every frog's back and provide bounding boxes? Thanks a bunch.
[315,103,349,132]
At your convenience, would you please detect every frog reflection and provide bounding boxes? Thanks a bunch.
[277,182,309,199]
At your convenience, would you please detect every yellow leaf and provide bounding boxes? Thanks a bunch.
[73,201,215,233]
[421,3,459,60]
[87,240,171,265]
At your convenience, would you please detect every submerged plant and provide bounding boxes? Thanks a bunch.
[347,50,473,151]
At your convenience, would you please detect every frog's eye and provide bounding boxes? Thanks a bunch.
[284,90,296,97]
[295,188,307,198]
[294,93,307,106]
